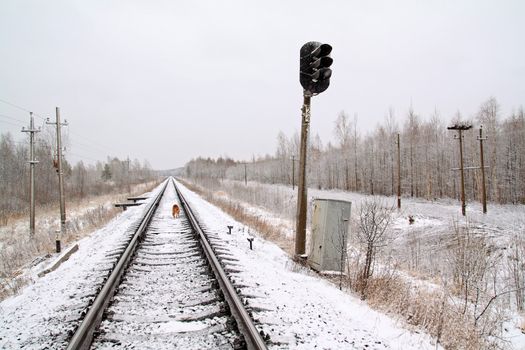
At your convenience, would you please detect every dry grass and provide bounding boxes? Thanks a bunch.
[364,275,482,349]
[179,179,294,254]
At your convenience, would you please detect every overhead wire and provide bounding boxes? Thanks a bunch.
[0,97,47,121]
[67,128,113,154]
[0,98,33,114]
[0,113,26,124]
[67,151,101,163]
[0,119,25,128]
[0,97,118,163]
[0,98,108,151]
[69,140,108,155]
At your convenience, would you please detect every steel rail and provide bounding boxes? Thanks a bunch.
[173,178,268,350]
[66,179,169,350]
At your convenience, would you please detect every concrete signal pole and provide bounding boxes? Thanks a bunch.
[21,112,40,236]
[448,123,472,216]
[295,94,311,257]
[296,41,333,258]
[47,107,68,252]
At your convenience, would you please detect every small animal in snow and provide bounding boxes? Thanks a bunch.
[172,204,180,218]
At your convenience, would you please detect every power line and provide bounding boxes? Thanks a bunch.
[69,138,110,154]
[0,119,25,127]
[0,98,32,113]
[0,97,126,164]
[0,113,25,124]
[0,97,47,121]
[67,151,102,163]
[67,129,113,153]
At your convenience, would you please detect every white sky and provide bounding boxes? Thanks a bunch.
[0,1,523,169]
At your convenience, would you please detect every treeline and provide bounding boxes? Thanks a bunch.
[185,97,525,204]
[0,132,156,224]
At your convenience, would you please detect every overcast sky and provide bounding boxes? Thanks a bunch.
[1,1,523,170]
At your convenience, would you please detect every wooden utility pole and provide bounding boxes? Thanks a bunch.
[244,162,247,185]
[126,156,131,193]
[47,107,68,252]
[478,126,487,213]
[291,155,296,190]
[448,123,472,216]
[295,94,311,257]
[397,133,401,209]
[21,112,40,236]
[459,129,466,216]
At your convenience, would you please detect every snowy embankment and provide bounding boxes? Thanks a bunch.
[0,185,162,349]
[176,180,440,349]
[181,178,525,349]
[0,181,159,299]
[0,179,441,349]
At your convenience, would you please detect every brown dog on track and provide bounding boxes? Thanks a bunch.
[172,204,180,218]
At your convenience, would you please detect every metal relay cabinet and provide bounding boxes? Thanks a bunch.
[307,198,351,272]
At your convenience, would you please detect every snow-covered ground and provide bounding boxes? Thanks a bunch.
[182,178,525,348]
[207,179,525,276]
[0,179,443,349]
[0,185,162,349]
[216,179,525,245]
[176,180,440,349]
[0,181,159,301]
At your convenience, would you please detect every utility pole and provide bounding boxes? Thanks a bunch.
[295,94,311,256]
[448,123,472,216]
[47,107,68,252]
[21,112,40,236]
[477,126,487,213]
[396,133,401,209]
[127,156,131,193]
[244,162,247,185]
[291,155,296,190]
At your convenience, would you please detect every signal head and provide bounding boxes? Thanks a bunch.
[299,41,333,95]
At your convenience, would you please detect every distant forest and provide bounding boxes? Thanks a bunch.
[185,97,525,205]
[0,133,155,224]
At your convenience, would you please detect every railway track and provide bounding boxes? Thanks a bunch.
[66,178,267,350]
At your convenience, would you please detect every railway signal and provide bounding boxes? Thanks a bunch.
[295,41,333,258]
[300,41,333,95]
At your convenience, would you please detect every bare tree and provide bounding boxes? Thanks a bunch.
[507,234,525,311]
[404,107,419,197]
[356,197,395,297]
[333,111,353,191]
[184,97,525,205]
[333,110,351,149]
[477,97,501,202]
[72,161,87,198]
